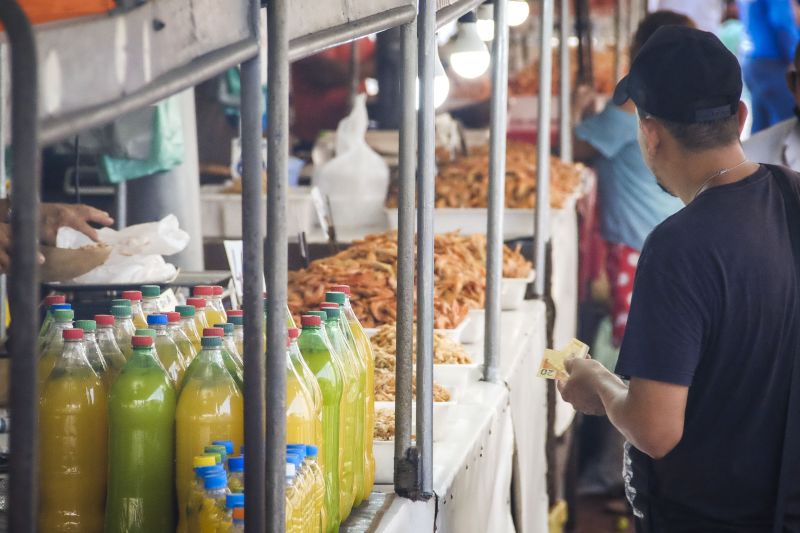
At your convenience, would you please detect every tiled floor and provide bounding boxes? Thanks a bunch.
[572,495,635,533]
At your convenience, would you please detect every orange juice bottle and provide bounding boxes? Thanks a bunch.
[187,297,211,333]
[288,328,324,448]
[141,285,163,316]
[285,335,316,446]
[39,308,74,386]
[227,310,245,356]
[175,334,243,532]
[166,311,199,367]
[111,303,136,360]
[328,286,375,499]
[122,290,148,329]
[74,320,111,389]
[39,327,107,533]
[94,314,128,384]
[38,295,67,345]
[176,305,203,353]
[147,314,186,386]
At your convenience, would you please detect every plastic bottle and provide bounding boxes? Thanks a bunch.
[297,314,343,532]
[166,310,199,368]
[111,303,136,360]
[186,460,224,530]
[288,445,316,533]
[227,310,245,356]
[38,295,67,344]
[285,463,298,533]
[205,445,229,468]
[187,297,211,333]
[74,320,111,389]
[147,314,186,386]
[213,439,235,455]
[320,304,365,506]
[227,455,245,493]
[94,314,128,384]
[288,328,324,448]
[176,304,203,353]
[105,334,176,533]
[287,452,311,532]
[141,284,163,316]
[308,309,356,518]
[305,444,327,533]
[39,309,74,385]
[176,335,244,532]
[39,328,107,533]
[122,290,148,329]
[193,327,243,391]
[196,285,228,326]
[286,461,304,533]
[214,322,243,366]
[198,471,230,533]
[285,334,316,447]
[220,492,244,531]
[327,286,376,499]
[230,506,245,532]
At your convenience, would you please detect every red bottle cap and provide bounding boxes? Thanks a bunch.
[227,309,244,317]
[121,290,142,302]
[212,286,224,296]
[330,284,351,295]
[319,302,339,309]
[193,285,214,297]
[203,327,224,337]
[132,335,154,347]
[301,315,321,327]
[44,294,66,306]
[288,327,300,340]
[165,311,181,323]
[94,314,115,327]
[63,328,84,340]
[186,298,207,309]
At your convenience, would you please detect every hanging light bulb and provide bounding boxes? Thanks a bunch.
[507,0,530,27]
[449,12,491,79]
[434,47,450,108]
[476,3,495,42]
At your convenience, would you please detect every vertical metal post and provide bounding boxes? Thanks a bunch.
[350,39,360,109]
[1,2,40,532]
[483,0,509,384]
[559,0,572,163]
[394,20,417,493]
[116,182,127,229]
[266,0,289,530]
[0,44,7,342]
[241,1,265,531]
[613,0,625,84]
[534,0,554,298]
[416,0,435,499]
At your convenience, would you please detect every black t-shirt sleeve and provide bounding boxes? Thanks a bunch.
[615,238,709,387]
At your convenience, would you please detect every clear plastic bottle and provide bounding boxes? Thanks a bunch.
[205,445,229,469]
[38,295,67,345]
[39,328,107,533]
[220,492,244,531]
[285,462,303,533]
[147,314,186,386]
[288,445,315,533]
[230,506,245,532]
[285,336,316,448]
[176,305,203,353]
[141,284,162,316]
[187,297,211,333]
[198,471,230,533]
[111,304,136,360]
[39,309,74,385]
[193,286,227,327]
[305,444,327,533]
[166,310,198,367]
[94,314,128,384]
[122,290,148,329]
[186,459,223,531]
[227,310,245,356]
[214,322,243,366]
[194,327,243,391]
[213,440,235,456]
[74,320,110,389]
[288,328,324,448]
[227,455,245,493]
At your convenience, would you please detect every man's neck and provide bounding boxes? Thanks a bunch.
[671,144,758,204]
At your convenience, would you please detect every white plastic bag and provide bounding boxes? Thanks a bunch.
[313,94,389,228]
[56,214,190,284]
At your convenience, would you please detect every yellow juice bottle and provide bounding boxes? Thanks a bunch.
[176,335,244,533]
[38,309,74,386]
[289,328,323,448]
[39,328,107,533]
[74,320,110,390]
[227,311,245,356]
[328,286,376,499]
[122,290,148,329]
[147,314,187,386]
[94,314,128,385]
[110,303,136,360]
[286,337,316,446]
[210,285,228,324]
[176,305,203,353]
[304,445,327,533]
[166,311,198,367]
[194,286,227,326]
[187,297,211,333]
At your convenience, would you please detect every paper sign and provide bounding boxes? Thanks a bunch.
[224,240,266,305]
[310,186,330,236]
[537,338,590,380]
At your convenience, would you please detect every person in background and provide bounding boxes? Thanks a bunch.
[561,25,800,530]
[647,0,723,33]
[0,201,114,272]
[744,42,800,168]
[738,0,799,133]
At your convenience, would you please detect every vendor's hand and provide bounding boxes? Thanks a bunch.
[557,357,607,416]
[0,223,44,274]
[573,84,599,122]
[40,203,114,245]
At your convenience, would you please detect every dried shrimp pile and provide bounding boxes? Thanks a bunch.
[374,408,397,441]
[374,367,452,402]
[370,324,473,366]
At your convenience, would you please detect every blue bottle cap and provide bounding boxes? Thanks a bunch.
[228,455,245,472]
[305,445,318,458]
[286,444,306,461]
[50,303,72,311]
[195,464,225,478]
[286,453,301,468]
[203,472,228,490]
[146,314,168,325]
[214,323,235,335]
[226,493,245,508]
[212,440,235,454]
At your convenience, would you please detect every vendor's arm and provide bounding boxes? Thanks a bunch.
[40,203,114,245]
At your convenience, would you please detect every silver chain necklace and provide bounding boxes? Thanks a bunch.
[692,158,750,200]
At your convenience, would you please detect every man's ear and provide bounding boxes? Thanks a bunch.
[638,113,660,158]
[737,100,749,135]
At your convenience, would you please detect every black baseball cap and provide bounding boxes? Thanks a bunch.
[613,25,742,124]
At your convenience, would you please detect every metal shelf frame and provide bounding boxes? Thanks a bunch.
[1,0,565,530]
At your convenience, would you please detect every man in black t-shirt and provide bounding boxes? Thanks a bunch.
[559,26,800,532]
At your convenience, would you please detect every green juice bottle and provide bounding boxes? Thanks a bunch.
[105,334,177,533]
[298,314,343,533]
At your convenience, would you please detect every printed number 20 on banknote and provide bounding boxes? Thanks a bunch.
[537,339,589,380]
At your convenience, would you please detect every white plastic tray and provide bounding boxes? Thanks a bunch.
[501,271,536,310]
[459,308,485,345]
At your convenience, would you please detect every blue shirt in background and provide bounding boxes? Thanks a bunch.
[738,0,799,63]
[575,104,683,251]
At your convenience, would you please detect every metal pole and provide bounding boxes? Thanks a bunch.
[416,0,435,500]
[0,44,7,342]
[483,0,509,384]
[266,0,289,529]
[116,182,127,229]
[535,0,554,298]
[394,19,417,493]
[559,0,572,163]
[241,1,265,531]
[613,0,625,84]
[1,2,40,532]
[350,39,360,109]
